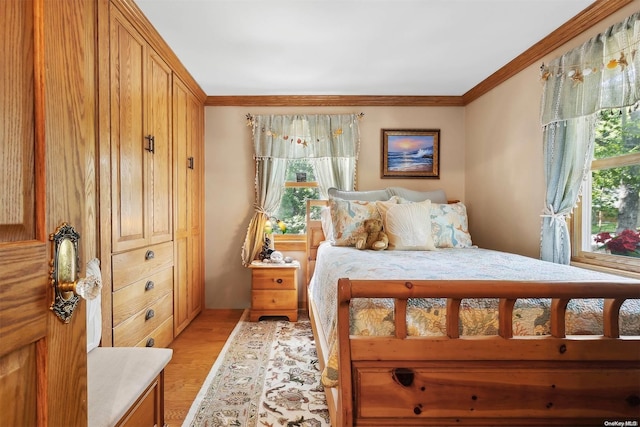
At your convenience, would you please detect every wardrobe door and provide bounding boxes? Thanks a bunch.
[172,78,203,336]
[172,78,191,334]
[110,6,172,253]
[110,7,147,253]
[188,93,204,320]
[146,50,173,246]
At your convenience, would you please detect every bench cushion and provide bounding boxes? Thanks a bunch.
[88,347,172,427]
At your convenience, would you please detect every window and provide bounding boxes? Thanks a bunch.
[272,159,320,238]
[572,108,640,274]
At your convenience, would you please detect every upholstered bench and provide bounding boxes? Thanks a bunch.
[88,347,172,427]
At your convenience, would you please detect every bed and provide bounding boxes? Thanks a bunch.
[304,196,640,426]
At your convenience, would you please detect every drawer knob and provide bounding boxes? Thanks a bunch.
[146,338,155,347]
[145,250,155,260]
[145,309,155,321]
[275,278,283,284]
[145,281,155,291]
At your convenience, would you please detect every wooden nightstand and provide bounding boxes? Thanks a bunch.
[249,261,300,322]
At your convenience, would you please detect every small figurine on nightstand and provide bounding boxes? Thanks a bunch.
[258,235,274,261]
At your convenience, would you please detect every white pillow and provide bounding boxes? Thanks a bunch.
[376,199,436,250]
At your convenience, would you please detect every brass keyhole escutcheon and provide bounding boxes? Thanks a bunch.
[50,223,81,323]
[49,223,101,324]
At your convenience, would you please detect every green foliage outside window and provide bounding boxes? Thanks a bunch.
[273,160,320,235]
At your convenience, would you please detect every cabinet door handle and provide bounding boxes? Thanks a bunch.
[146,338,155,347]
[275,278,283,284]
[145,250,155,260]
[145,281,154,291]
[188,156,194,170]
[145,309,155,321]
[144,135,155,153]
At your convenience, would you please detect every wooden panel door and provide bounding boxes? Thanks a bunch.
[172,78,203,336]
[173,78,191,334]
[1,0,95,425]
[188,94,204,320]
[146,51,173,246]
[110,7,147,253]
[110,5,172,253]
[0,5,47,423]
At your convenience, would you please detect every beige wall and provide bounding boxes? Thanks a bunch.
[204,2,639,309]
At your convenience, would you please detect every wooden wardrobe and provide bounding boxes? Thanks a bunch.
[98,0,206,348]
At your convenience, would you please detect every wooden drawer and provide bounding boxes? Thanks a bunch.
[112,242,173,291]
[113,292,173,347]
[112,267,173,327]
[134,316,174,349]
[251,289,297,311]
[252,268,296,290]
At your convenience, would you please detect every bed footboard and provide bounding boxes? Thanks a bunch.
[335,278,640,426]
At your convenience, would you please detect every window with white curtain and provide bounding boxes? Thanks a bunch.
[241,113,361,265]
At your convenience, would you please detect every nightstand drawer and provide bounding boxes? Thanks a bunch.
[113,292,173,347]
[252,289,297,311]
[251,268,296,290]
[112,267,173,327]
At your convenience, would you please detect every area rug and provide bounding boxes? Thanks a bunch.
[182,310,330,427]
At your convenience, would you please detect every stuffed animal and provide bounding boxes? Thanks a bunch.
[353,218,389,250]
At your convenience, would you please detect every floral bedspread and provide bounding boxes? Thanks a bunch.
[308,243,640,387]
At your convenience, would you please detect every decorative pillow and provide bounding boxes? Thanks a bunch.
[430,202,473,248]
[388,187,447,204]
[328,187,392,201]
[377,199,436,250]
[329,198,383,246]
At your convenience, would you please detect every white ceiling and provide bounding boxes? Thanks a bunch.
[134,0,595,96]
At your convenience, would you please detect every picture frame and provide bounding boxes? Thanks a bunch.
[381,129,440,178]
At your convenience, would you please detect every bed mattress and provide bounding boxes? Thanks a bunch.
[308,242,640,387]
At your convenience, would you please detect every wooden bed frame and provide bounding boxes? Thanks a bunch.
[305,200,640,426]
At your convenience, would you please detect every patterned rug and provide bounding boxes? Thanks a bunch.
[182,310,330,427]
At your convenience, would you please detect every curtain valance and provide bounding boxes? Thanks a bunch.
[540,12,640,127]
[247,114,361,159]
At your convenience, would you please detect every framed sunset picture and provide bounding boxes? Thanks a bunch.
[381,129,440,178]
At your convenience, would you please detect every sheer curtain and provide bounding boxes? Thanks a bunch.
[241,113,361,266]
[539,12,639,264]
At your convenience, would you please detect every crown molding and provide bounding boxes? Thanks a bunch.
[204,95,464,107]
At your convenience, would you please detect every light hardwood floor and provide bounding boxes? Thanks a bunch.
[164,308,245,426]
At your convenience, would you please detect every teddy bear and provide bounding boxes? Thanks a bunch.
[353,218,389,250]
